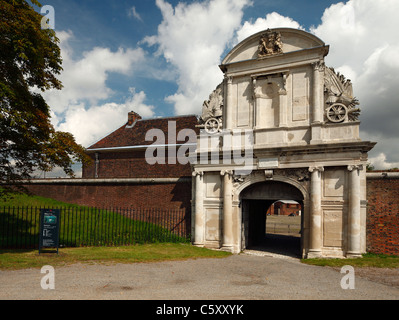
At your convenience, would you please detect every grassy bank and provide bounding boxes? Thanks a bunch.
[0,243,231,270]
[302,253,399,268]
[0,190,189,248]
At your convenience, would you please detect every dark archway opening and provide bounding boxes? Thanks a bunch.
[241,181,304,258]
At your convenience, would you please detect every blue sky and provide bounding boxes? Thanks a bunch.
[40,0,337,116]
[32,0,399,175]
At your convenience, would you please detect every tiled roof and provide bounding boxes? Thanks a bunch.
[87,114,199,150]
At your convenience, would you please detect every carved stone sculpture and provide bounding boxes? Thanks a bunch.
[258,29,283,58]
[324,67,361,122]
[198,82,224,134]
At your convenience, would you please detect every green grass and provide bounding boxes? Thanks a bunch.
[0,243,232,270]
[0,189,83,208]
[0,190,190,248]
[302,253,399,268]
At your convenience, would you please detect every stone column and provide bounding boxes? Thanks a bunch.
[252,77,259,128]
[308,166,324,257]
[347,165,363,257]
[225,76,233,130]
[193,171,204,246]
[221,170,234,251]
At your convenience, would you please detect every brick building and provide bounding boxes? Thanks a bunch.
[267,200,302,216]
[69,111,200,210]
[83,111,198,181]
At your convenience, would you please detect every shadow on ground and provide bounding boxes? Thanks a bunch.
[246,233,301,259]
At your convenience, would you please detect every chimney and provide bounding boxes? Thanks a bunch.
[127,111,142,126]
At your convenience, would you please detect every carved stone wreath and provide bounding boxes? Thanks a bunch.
[204,117,222,134]
[326,103,348,123]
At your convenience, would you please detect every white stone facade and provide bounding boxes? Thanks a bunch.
[192,28,375,258]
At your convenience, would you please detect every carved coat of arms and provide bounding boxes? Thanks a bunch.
[258,29,283,58]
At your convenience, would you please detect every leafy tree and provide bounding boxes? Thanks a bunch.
[0,0,90,186]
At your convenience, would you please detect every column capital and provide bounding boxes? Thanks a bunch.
[225,75,233,84]
[192,170,204,177]
[309,166,324,173]
[312,60,325,72]
[220,169,234,177]
[347,164,364,172]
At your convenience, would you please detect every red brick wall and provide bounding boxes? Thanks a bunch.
[366,176,399,256]
[266,202,302,216]
[24,181,191,211]
[22,181,192,237]
[82,150,192,179]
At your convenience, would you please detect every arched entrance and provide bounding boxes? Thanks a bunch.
[240,180,305,258]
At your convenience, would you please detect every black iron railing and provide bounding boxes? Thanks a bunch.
[0,206,190,249]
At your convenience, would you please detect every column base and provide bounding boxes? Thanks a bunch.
[193,242,204,247]
[306,250,322,259]
[220,245,234,252]
[346,252,363,258]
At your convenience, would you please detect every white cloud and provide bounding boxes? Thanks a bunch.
[128,6,142,21]
[310,0,399,169]
[143,0,251,115]
[43,31,146,114]
[368,153,399,170]
[42,31,154,148]
[235,12,304,44]
[56,88,155,147]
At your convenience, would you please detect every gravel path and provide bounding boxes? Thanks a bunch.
[1,253,398,300]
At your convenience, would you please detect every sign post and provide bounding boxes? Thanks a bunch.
[39,209,60,254]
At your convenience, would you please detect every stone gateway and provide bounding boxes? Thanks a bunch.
[191,28,376,258]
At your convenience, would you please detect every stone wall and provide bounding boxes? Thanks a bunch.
[366,172,399,255]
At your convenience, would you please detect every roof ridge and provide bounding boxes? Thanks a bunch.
[137,114,199,122]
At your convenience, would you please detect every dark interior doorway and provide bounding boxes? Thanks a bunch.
[240,181,304,258]
[244,199,302,258]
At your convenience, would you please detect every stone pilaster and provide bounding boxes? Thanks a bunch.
[278,87,288,128]
[225,76,233,130]
[221,169,234,251]
[312,60,325,124]
[308,166,324,257]
[311,60,325,144]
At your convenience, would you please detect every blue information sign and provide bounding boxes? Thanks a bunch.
[39,209,60,254]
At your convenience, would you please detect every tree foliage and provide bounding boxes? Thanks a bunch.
[0,0,91,184]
